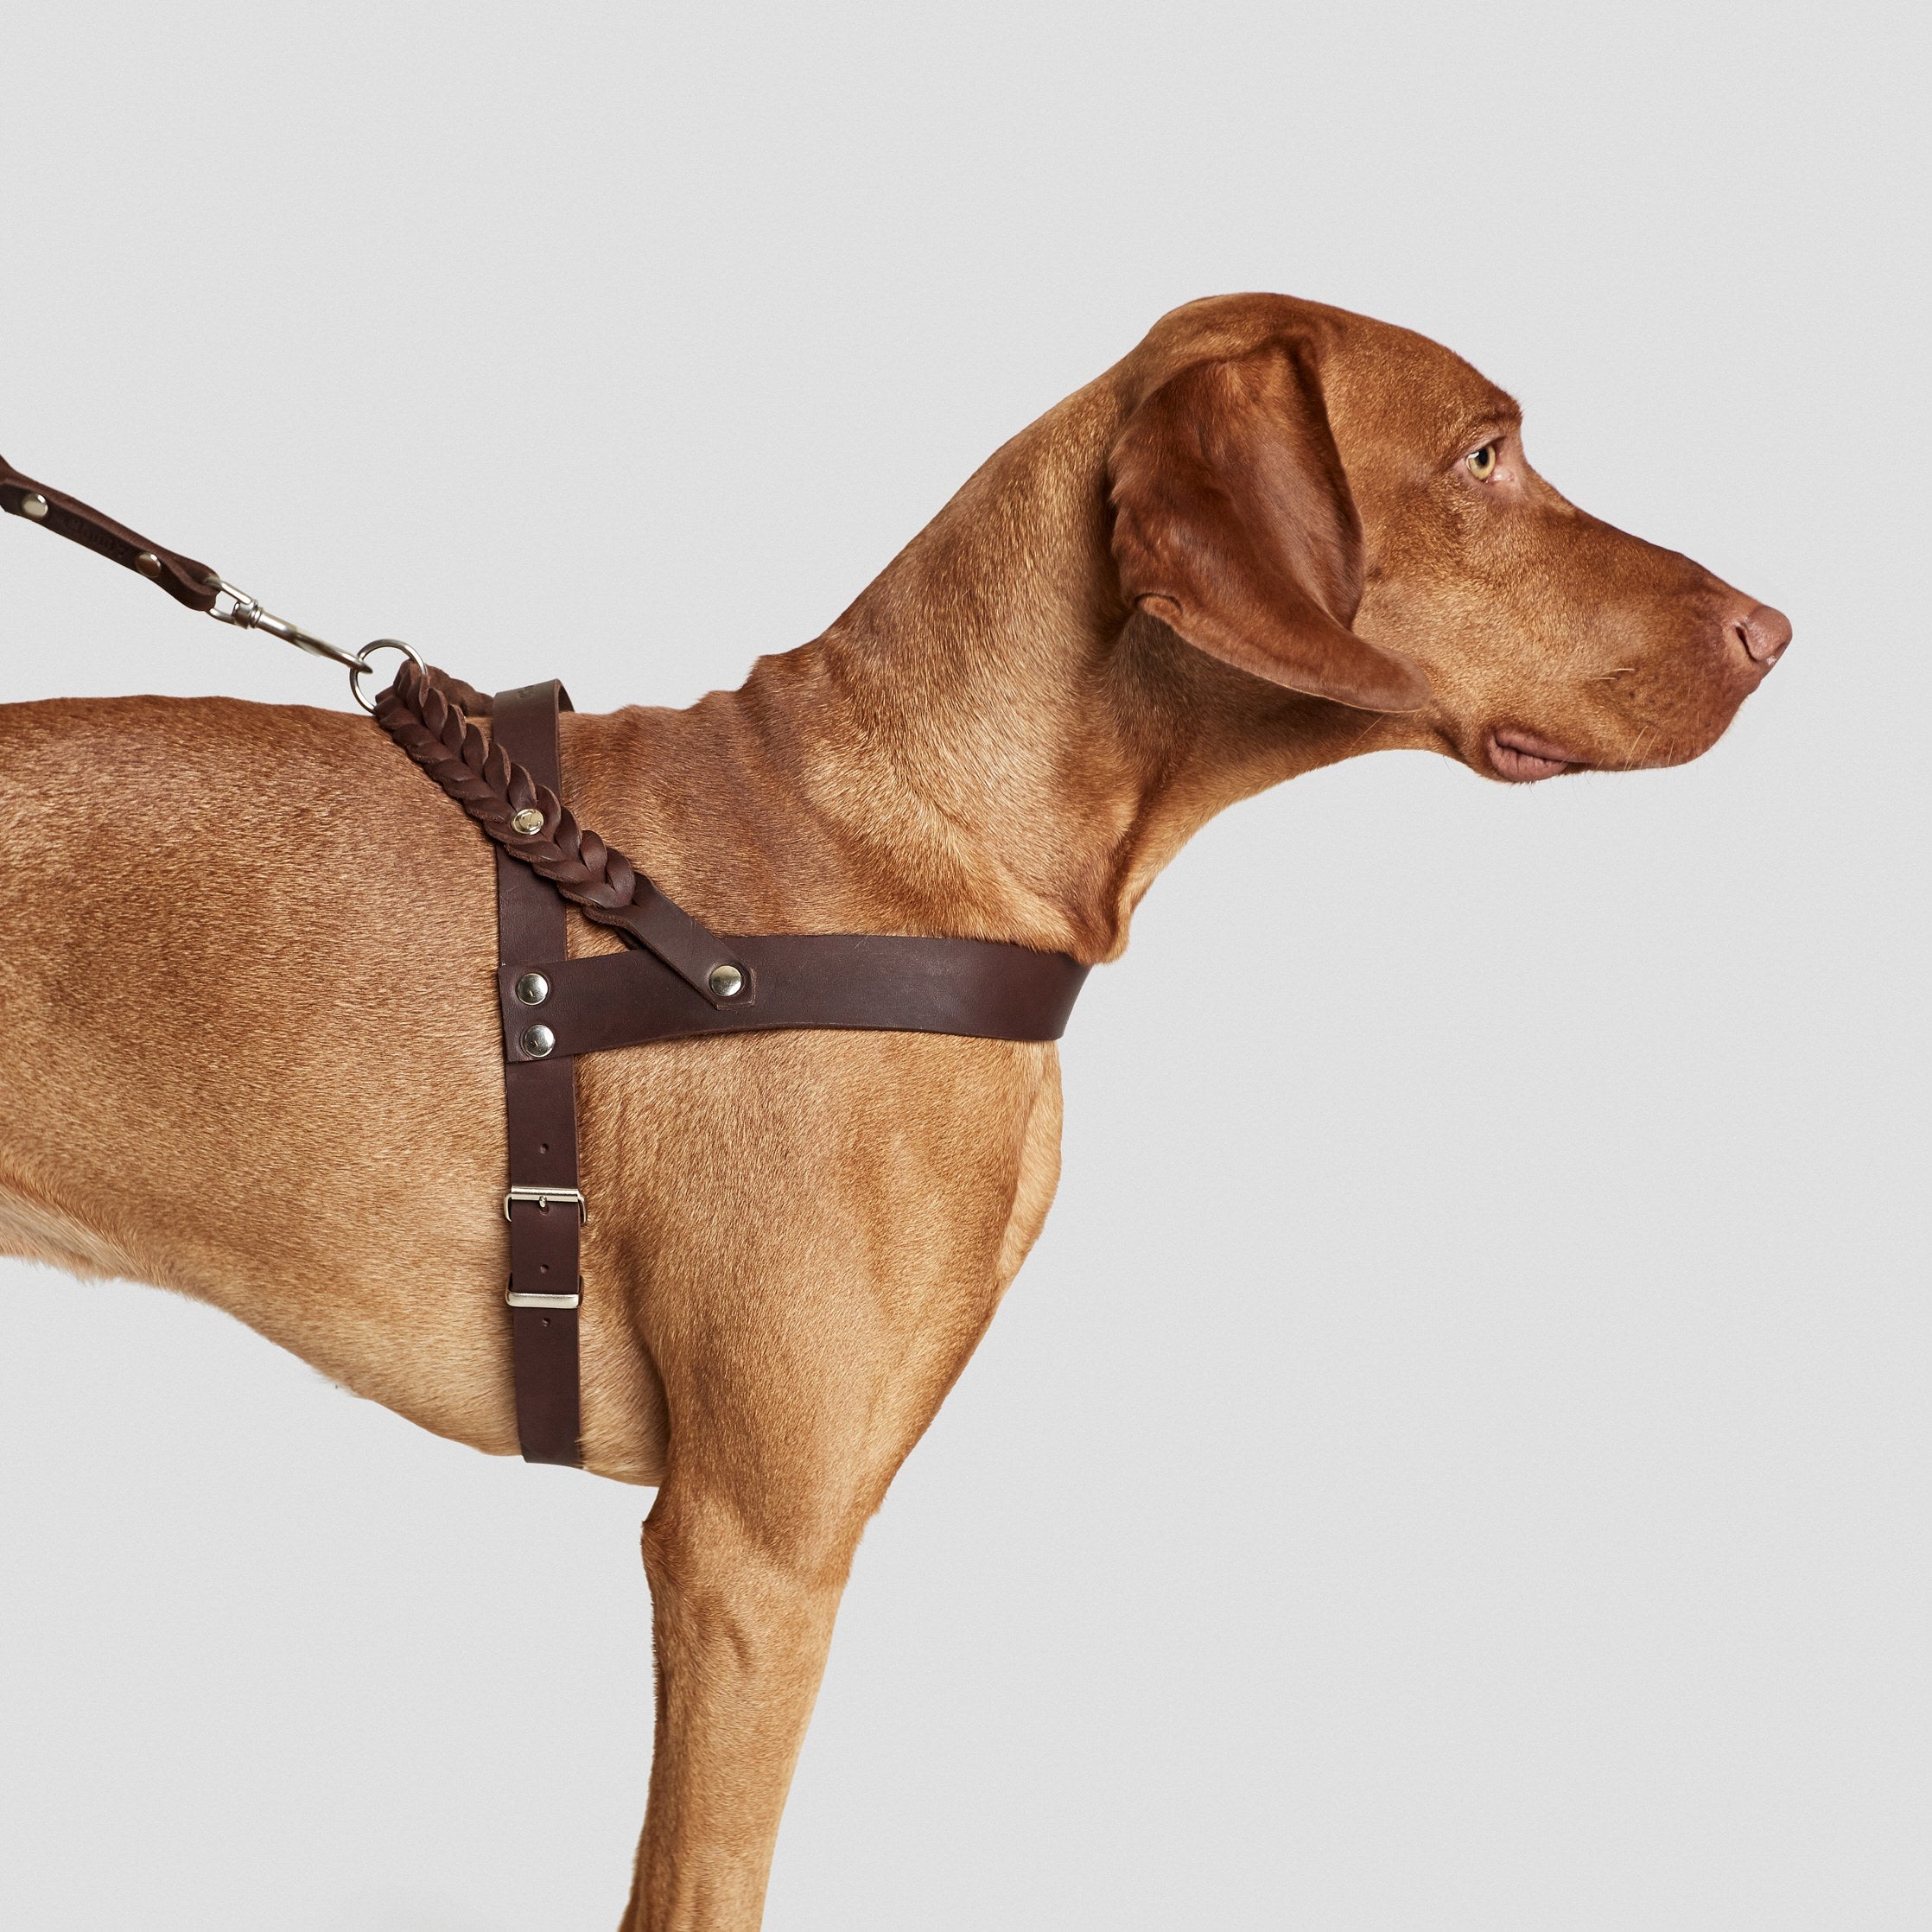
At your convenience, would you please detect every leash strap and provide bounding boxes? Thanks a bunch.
[493,681,585,1467]
[2,450,423,695]
[1,452,220,613]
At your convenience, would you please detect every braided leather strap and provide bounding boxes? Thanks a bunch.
[374,659,649,924]
[427,670,495,717]
[373,660,743,1001]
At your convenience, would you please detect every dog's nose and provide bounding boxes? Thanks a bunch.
[1733,602,1792,668]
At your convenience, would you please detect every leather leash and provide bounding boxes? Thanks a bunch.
[3,452,426,699]
[4,454,1089,1469]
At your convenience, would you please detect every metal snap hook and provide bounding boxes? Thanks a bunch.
[204,577,367,672]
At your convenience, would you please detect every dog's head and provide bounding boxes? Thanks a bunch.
[1107,295,1787,780]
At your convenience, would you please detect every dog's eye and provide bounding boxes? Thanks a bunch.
[1466,442,1499,480]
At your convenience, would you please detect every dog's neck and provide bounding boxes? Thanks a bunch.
[601,392,1406,963]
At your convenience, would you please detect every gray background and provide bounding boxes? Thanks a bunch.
[1,3,1924,1928]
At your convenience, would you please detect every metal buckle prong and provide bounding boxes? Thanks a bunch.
[503,1185,588,1223]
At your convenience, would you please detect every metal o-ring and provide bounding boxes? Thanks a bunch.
[348,638,426,714]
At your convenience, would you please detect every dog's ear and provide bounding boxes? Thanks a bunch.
[1108,342,1430,712]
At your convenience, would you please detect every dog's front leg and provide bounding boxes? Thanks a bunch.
[615,1244,1023,1928]
[620,1319,969,1932]
[596,1032,1059,1929]
[619,1232,1002,1932]
[625,1470,860,1930]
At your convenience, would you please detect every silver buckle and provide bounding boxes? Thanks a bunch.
[503,1185,588,1223]
[505,1285,582,1310]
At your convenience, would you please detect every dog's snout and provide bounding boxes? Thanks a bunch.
[1732,602,1792,669]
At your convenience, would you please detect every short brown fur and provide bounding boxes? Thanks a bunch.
[0,294,1786,1929]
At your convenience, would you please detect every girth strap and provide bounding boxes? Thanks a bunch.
[493,681,584,1468]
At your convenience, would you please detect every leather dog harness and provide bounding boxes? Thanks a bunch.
[3,454,1089,1467]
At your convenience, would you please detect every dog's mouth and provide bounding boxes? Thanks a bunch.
[1486,728,1587,783]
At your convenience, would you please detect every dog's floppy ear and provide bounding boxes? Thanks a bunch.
[1108,342,1430,712]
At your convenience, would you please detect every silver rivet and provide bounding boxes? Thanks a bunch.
[514,971,550,1007]
[511,806,545,836]
[707,963,745,1000]
[19,493,49,519]
[135,550,162,577]
[520,1024,556,1058]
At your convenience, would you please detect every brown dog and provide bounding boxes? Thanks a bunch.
[0,293,1787,1929]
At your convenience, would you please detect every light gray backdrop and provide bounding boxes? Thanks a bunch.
[1,4,1924,1928]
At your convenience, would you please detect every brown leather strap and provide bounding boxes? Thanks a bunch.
[375,660,1087,1045]
[493,681,584,1468]
[374,661,741,1005]
[499,933,1088,1060]
[1,453,219,612]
